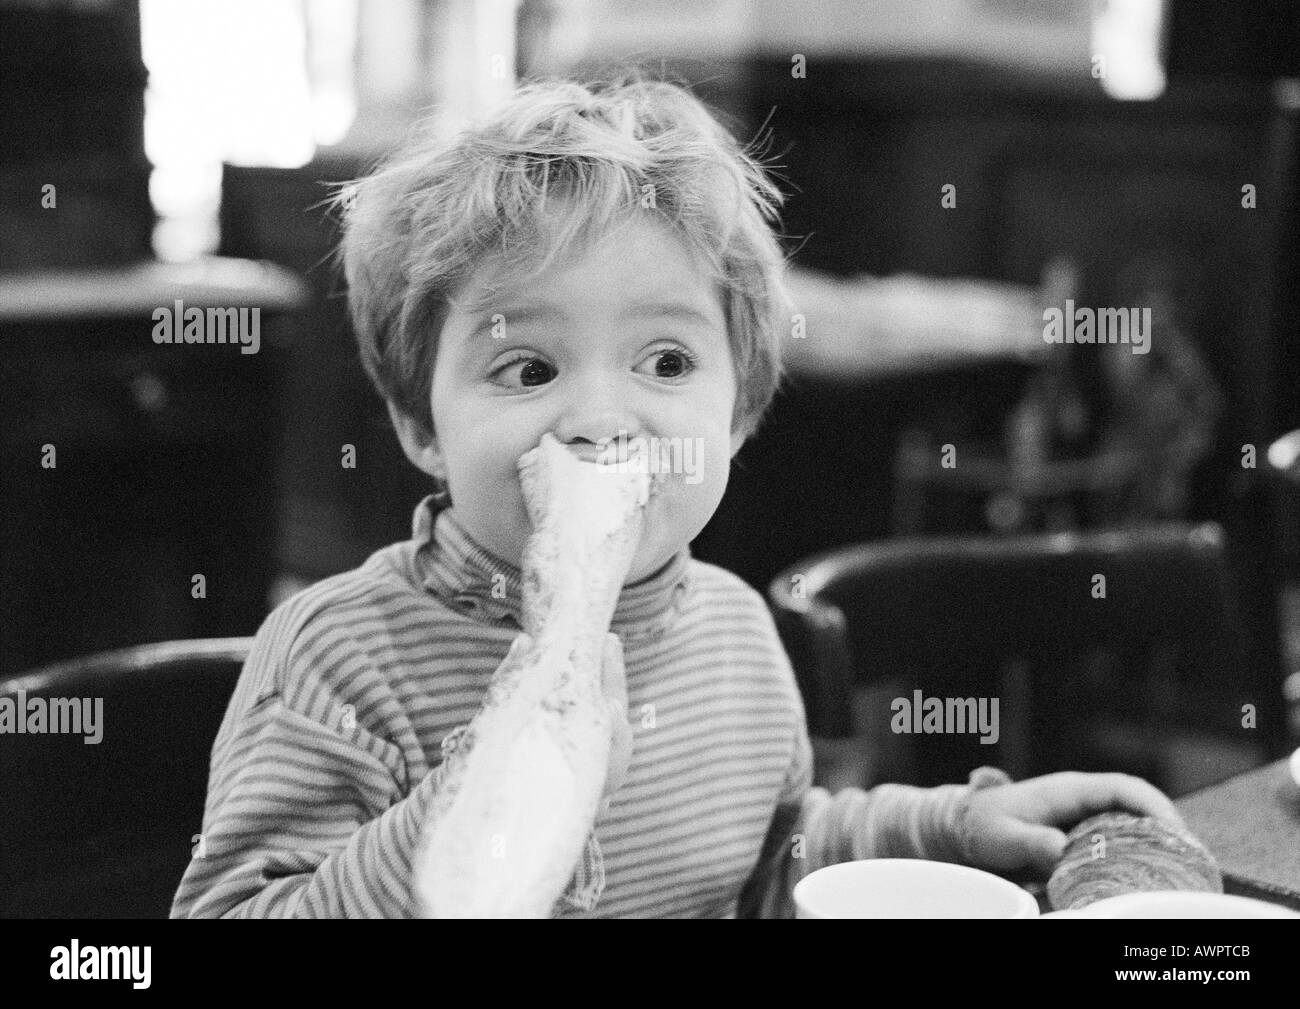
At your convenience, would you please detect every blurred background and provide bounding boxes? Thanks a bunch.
[3,0,1299,799]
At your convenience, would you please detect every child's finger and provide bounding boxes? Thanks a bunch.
[490,633,532,681]
[1097,773,1184,826]
[1041,772,1185,829]
[600,633,633,802]
[600,633,628,716]
[1016,823,1069,877]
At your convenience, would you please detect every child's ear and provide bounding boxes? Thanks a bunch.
[388,402,447,482]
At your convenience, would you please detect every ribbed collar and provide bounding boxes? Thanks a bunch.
[411,496,692,641]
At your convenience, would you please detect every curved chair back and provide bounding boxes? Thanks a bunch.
[0,639,251,917]
[769,523,1270,788]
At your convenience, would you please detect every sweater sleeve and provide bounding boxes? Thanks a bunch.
[170,602,595,918]
[170,696,440,918]
[739,720,1015,919]
[169,601,441,918]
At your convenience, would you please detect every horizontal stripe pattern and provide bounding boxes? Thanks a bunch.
[172,498,971,918]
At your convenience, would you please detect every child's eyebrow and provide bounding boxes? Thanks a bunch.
[621,301,721,329]
[473,299,719,330]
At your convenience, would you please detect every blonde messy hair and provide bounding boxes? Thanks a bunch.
[335,72,792,445]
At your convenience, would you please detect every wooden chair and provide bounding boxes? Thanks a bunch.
[0,639,251,917]
[768,523,1279,796]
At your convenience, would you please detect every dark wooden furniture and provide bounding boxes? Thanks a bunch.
[695,58,1290,597]
[0,258,307,677]
[218,161,433,586]
[1177,758,1300,912]
[767,523,1278,793]
[0,0,152,271]
[0,638,252,918]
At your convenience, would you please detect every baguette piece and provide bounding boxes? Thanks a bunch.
[1047,811,1222,912]
[413,433,653,917]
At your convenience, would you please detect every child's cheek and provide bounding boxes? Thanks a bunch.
[662,457,727,535]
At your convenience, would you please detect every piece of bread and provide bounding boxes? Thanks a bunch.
[1047,811,1223,912]
[413,433,652,917]
[516,433,653,673]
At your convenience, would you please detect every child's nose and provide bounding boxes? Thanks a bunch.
[552,374,640,449]
[554,416,640,452]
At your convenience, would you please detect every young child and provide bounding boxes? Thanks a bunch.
[171,75,1181,918]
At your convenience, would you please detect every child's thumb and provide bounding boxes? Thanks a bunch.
[1019,823,1069,877]
[600,633,627,715]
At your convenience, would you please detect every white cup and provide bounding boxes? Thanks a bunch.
[793,858,1040,919]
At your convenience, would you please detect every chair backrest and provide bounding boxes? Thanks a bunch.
[0,638,251,918]
[768,523,1269,784]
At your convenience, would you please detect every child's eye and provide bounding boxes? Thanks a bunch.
[491,354,556,388]
[638,344,698,380]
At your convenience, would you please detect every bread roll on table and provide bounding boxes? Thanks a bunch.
[1047,811,1223,912]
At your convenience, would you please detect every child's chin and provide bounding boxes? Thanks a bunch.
[626,533,683,585]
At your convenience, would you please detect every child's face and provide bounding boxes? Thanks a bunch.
[400,212,744,582]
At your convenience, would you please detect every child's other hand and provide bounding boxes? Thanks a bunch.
[962,772,1184,877]
[599,633,634,807]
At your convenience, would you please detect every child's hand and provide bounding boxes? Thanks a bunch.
[961,771,1184,877]
[599,633,634,805]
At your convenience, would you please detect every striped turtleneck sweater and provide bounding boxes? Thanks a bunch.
[171,497,985,918]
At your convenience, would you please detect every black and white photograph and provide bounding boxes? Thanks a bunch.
[2,0,1298,970]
